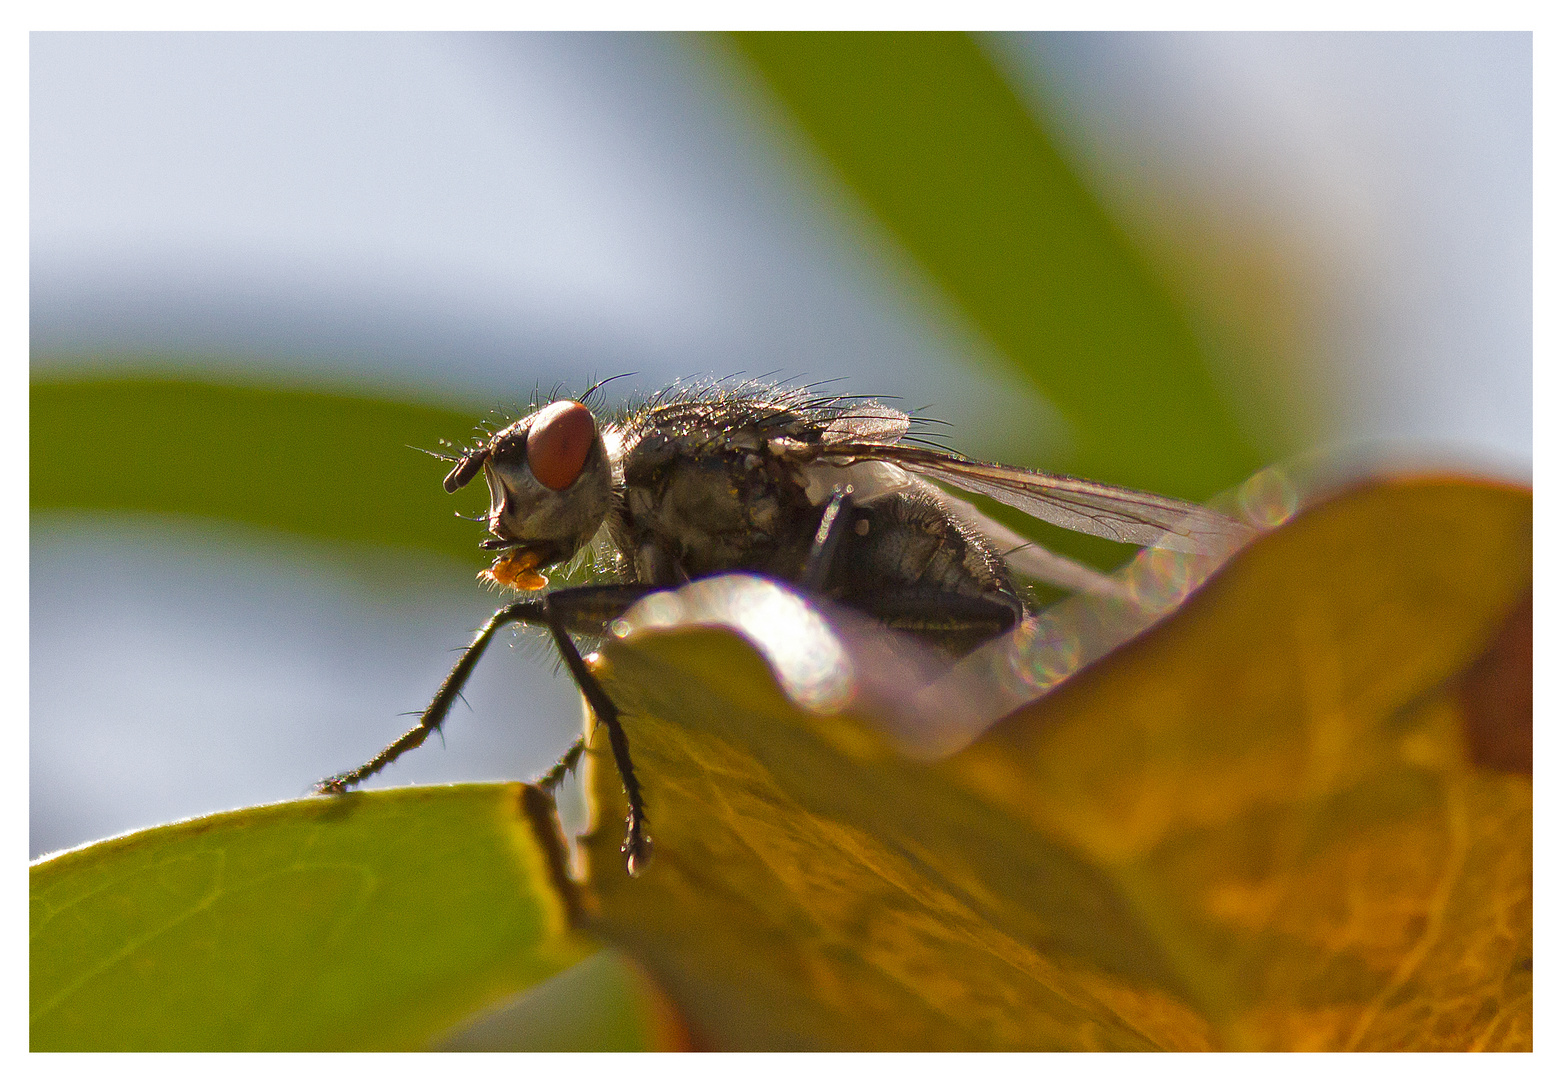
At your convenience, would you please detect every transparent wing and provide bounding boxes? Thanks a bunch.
[932,487,1131,598]
[823,443,1252,553]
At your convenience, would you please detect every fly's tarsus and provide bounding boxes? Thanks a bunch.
[597,705,652,876]
[625,831,653,878]
[538,736,587,792]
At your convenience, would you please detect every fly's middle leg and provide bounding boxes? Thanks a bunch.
[316,584,659,877]
[533,588,656,877]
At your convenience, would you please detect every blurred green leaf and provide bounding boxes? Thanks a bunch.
[30,379,488,560]
[30,784,595,1050]
[435,948,678,1051]
[730,32,1266,497]
[577,477,1530,1050]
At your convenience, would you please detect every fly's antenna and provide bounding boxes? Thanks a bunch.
[443,447,491,493]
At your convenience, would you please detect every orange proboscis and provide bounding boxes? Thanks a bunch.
[480,549,549,591]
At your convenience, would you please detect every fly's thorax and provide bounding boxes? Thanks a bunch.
[615,426,823,585]
[476,401,616,570]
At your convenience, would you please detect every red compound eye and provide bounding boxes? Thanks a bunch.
[525,400,596,491]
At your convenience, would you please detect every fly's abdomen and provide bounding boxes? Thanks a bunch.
[835,487,1022,611]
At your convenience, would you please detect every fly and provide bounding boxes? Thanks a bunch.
[316,379,1250,875]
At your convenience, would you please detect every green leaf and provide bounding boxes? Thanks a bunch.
[729,32,1267,498]
[30,784,594,1050]
[30,378,488,560]
[575,477,1531,1050]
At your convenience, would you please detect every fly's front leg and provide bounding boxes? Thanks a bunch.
[314,600,541,793]
[316,584,658,877]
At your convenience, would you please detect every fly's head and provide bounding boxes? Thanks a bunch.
[443,400,614,591]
